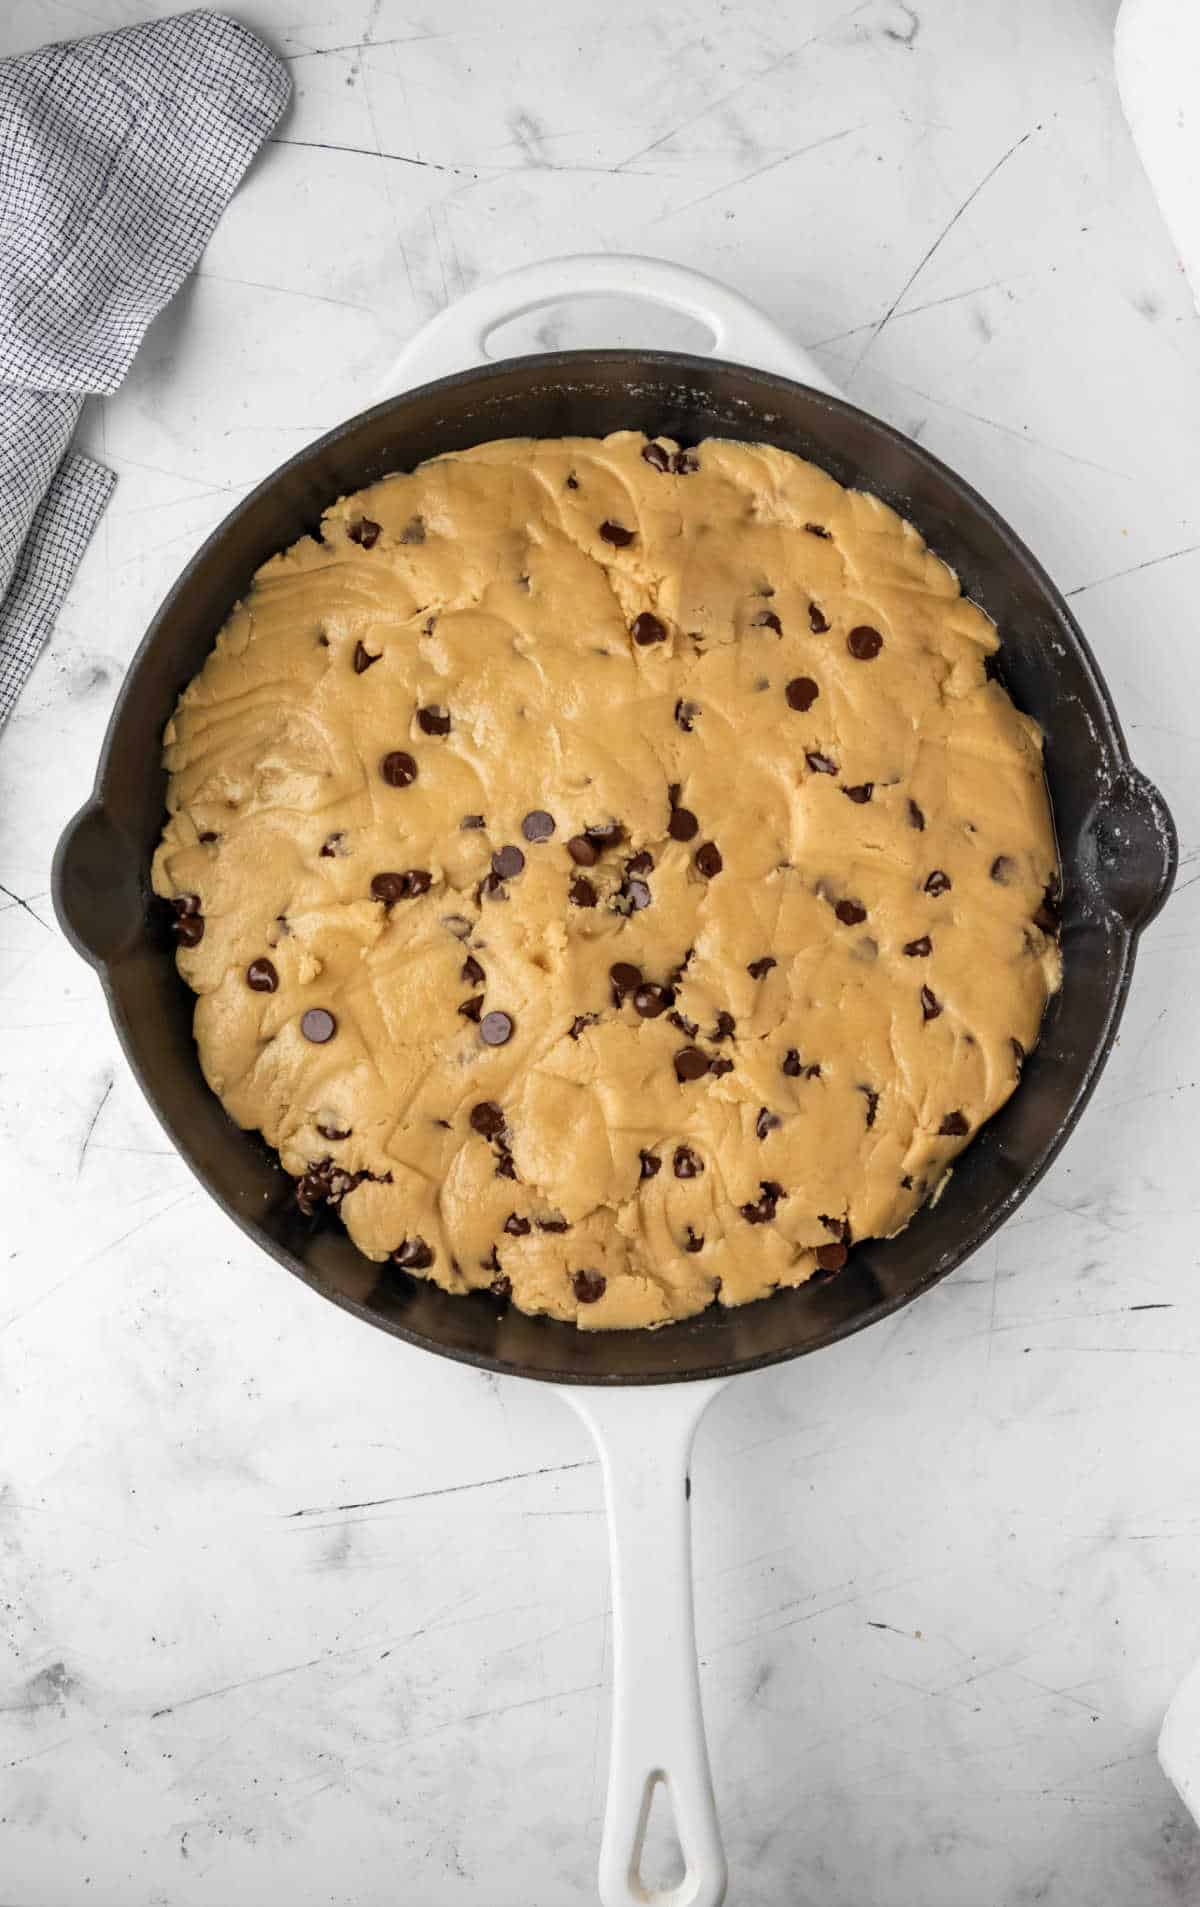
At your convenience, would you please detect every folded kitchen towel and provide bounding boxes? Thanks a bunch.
[0,10,290,729]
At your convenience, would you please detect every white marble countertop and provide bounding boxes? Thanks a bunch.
[4,1,1200,1901]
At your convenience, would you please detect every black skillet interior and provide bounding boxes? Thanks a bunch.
[53,351,1177,1384]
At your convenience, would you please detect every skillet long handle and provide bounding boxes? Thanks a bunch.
[559,1379,730,1907]
[377,252,843,396]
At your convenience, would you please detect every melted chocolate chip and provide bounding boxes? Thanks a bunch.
[753,610,783,634]
[675,699,699,733]
[418,706,451,736]
[348,517,380,548]
[353,640,381,673]
[567,834,599,867]
[747,957,777,979]
[639,1149,662,1180]
[860,1086,880,1127]
[920,985,942,1022]
[808,602,830,634]
[569,876,597,907]
[695,841,723,879]
[674,1047,710,1082]
[990,854,1015,884]
[480,1012,514,1047]
[246,958,277,992]
[504,1213,531,1236]
[492,844,525,881]
[599,521,635,547]
[806,751,838,776]
[393,1236,434,1270]
[847,625,883,660]
[835,898,867,926]
[634,982,672,1018]
[642,441,672,472]
[461,953,485,986]
[460,814,486,830]
[843,783,874,804]
[381,751,417,787]
[632,612,667,645]
[756,1108,780,1139]
[939,1111,969,1137]
[786,676,819,712]
[301,1007,336,1043]
[908,799,926,831]
[668,806,699,842]
[674,1146,703,1179]
[924,869,952,897]
[904,935,932,957]
[573,1268,607,1303]
[458,995,484,1022]
[814,1241,848,1273]
[522,810,555,842]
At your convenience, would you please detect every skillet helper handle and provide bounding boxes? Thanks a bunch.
[560,1378,730,1907]
[379,253,844,396]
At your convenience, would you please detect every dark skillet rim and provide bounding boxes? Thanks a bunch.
[54,348,1179,1385]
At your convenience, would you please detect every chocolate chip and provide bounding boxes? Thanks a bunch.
[458,995,484,1022]
[480,1011,514,1046]
[806,751,838,775]
[460,814,486,830]
[246,958,278,992]
[709,1056,734,1076]
[393,1236,434,1270]
[522,810,555,842]
[843,783,874,804]
[418,706,451,736]
[900,1174,914,1190]
[198,831,219,844]
[461,953,485,985]
[990,854,1015,883]
[675,699,699,732]
[809,603,830,634]
[920,985,942,1021]
[572,1268,607,1303]
[398,517,426,544]
[674,1145,703,1178]
[695,841,722,878]
[626,851,654,876]
[348,517,380,548]
[632,612,667,645]
[860,1086,879,1127]
[740,1180,785,1224]
[586,821,625,850]
[402,870,432,896]
[814,1241,847,1273]
[470,1101,505,1139]
[317,1119,351,1141]
[569,1012,599,1039]
[569,876,597,907]
[908,799,926,831]
[674,1047,710,1082]
[537,1216,569,1234]
[820,1214,850,1242]
[599,521,635,547]
[381,751,417,787]
[786,676,819,712]
[174,910,204,947]
[673,451,699,474]
[782,1049,804,1076]
[480,872,508,902]
[371,871,409,906]
[668,1009,699,1038]
[680,1226,702,1254]
[747,957,777,979]
[711,1010,736,1042]
[353,640,381,673]
[904,935,932,957]
[567,834,599,867]
[805,522,831,539]
[753,610,783,633]
[639,1149,662,1180]
[939,1111,969,1137]
[492,844,525,880]
[847,625,883,660]
[301,1008,336,1043]
[1033,878,1062,934]
[623,879,652,912]
[565,473,579,490]
[494,1146,516,1179]
[756,1108,780,1139]
[924,869,952,897]
[835,899,867,926]
[173,892,201,916]
[642,441,672,471]
[504,1213,531,1236]
[668,806,699,842]
[610,960,642,1002]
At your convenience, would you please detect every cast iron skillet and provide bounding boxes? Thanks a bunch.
[53,344,1175,1389]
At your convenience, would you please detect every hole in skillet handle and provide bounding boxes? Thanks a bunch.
[1080,767,1178,933]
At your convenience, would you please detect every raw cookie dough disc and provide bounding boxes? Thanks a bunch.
[154,432,1061,1330]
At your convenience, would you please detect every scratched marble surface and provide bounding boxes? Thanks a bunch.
[3,0,1200,1902]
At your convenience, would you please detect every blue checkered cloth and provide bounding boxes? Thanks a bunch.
[0,11,290,728]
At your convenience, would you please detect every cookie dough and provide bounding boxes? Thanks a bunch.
[153,431,1061,1330]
